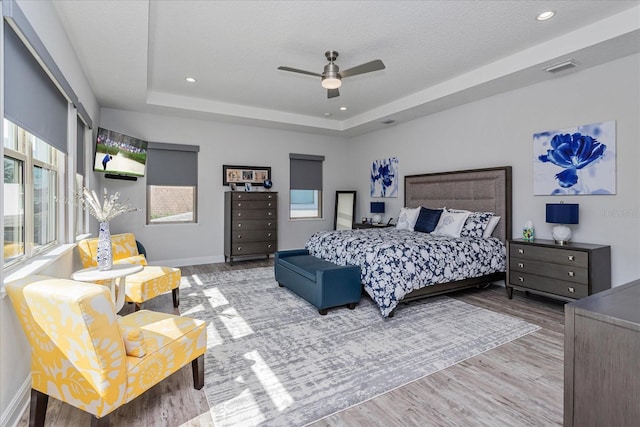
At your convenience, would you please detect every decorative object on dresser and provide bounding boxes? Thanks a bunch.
[506,238,610,301]
[370,201,385,224]
[546,202,579,244]
[224,191,277,265]
[564,279,640,426]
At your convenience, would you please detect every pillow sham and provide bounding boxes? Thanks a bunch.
[460,212,494,238]
[432,210,470,238]
[482,215,501,238]
[396,207,421,230]
[414,207,443,233]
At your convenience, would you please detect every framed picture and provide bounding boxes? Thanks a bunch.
[223,165,271,186]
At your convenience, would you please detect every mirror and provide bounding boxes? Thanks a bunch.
[334,191,356,230]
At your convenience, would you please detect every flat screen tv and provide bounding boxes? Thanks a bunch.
[93,127,148,178]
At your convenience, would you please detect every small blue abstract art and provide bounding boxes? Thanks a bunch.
[533,121,616,195]
[371,157,398,198]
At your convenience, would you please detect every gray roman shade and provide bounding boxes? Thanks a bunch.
[4,21,68,153]
[290,153,325,190]
[147,142,200,186]
[76,117,85,175]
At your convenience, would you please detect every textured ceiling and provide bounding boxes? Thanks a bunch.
[52,0,640,137]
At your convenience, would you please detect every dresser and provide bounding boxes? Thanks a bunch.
[564,279,640,426]
[506,238,610,301]
[224,191,277,265]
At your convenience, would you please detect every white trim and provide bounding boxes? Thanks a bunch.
[3,243,76,286]
[148,254,225,268]
[0,374,30,427]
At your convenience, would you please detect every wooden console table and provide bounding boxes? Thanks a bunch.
[564,279,640,426]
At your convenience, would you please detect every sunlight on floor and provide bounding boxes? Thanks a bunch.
[219,307,254,339]
[204,287,229,308]
[244,350,294,412]
[212,388,266,426]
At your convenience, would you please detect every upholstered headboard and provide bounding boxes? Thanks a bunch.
[404,166,512,243]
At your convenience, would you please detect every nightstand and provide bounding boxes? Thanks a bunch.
[506,238,611,301]
[353,223,394,229]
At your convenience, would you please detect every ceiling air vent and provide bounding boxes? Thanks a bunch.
[381,119,396,125]
[544,59,577,73]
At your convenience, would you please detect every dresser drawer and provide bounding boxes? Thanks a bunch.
[230,241,277,256]
[510,257,588,284]
[231,230,276,243]
[509,271,588,298]
[232,209,277,220]
[230,192,277,202]
[510,244,588,268]
[232,219,277,231]
[230,200,277,210]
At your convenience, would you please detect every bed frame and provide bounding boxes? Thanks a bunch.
[395,166,512,312]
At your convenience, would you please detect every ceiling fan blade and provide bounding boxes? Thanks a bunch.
[341,60,385,78]
[277,66,322,77]
[327,88,340,99]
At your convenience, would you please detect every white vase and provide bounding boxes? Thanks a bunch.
[97,221,113,271]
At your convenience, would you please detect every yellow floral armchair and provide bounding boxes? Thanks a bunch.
[78,233,181,310]
[5,275,206,427]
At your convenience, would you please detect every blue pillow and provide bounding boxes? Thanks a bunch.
[414,207,443,233]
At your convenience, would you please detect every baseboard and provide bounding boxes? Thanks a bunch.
[148,254,225,268]
[1,375,29,427]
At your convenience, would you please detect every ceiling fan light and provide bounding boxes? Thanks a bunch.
[321,76,342,89]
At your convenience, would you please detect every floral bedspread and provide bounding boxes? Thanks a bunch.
[305,228,506,317]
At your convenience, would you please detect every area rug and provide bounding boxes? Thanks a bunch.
[179,267,539,427]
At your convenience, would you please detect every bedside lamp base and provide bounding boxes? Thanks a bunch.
[372,214,382,224]
[552,225,572,245]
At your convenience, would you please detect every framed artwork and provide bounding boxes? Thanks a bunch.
[533,121,615,195]
[371,157,399,197]
[223,165,271,186]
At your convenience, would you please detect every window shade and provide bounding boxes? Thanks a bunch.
[147,142,199,186]
[76,117,85,175]
[3,22,68,153]
[290,153,325,190]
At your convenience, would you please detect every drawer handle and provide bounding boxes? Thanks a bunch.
[268,212,272,216]
[237,224,242,228]
[568,287,575,293]
[237,235,242,239]
[568,255,575,262]
[518,249,524,254]
[268,223,272,226]
[238,213,242,217]
[568,271,575,278]
[237,203,242,207]
[238,195,242,199]
[237,246,242,251]
[518,262,524,268]
[267,244,272,248]
[268,203,272,207]
[268,233,272,237]
[518,277,524,282]
[268,195,272,199]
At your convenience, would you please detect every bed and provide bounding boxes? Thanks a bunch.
[305,166,512,317]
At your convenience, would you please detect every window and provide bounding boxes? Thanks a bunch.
[146,143,199,224]
[3,119,60,267]
[289,153,324,219]
[75,117,86,237]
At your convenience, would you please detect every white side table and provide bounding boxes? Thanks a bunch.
[72,264,143,313]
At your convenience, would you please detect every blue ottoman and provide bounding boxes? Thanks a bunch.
[274,249,361,315]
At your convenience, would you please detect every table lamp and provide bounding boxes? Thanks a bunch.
[546,203,579,245]
[370,202,385,224]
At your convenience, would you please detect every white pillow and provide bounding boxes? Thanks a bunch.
[396,207,421,230]
[482,215,501,238]
[433,210,470,238]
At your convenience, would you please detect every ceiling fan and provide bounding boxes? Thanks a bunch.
[278,51,385,99]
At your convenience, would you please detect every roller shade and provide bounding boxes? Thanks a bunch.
[4,21,68,153]
[290,153,324,190]
[147,142,199,186]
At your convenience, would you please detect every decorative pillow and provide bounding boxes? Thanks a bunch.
[414,207,443,233]
[460,212,494,238]
[432,210,470,238]
[396,207,421,230]
[119,323,147,357]
[482,215,502,238]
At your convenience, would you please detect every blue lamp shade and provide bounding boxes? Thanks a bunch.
[545,203,579,224]
[370,202,385,214]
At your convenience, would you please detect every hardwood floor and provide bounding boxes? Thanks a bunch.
[17,260,565,426]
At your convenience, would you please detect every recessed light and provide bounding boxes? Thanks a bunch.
[339,106,348,111]
[536,11,555,21]
[324,112,332,117]
[185,77,197,83]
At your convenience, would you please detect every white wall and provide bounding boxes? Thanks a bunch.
[97,109,351,266]
[347,53,640,286]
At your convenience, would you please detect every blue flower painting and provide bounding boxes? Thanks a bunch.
[371,157,398,197]
[533,121,615,195]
